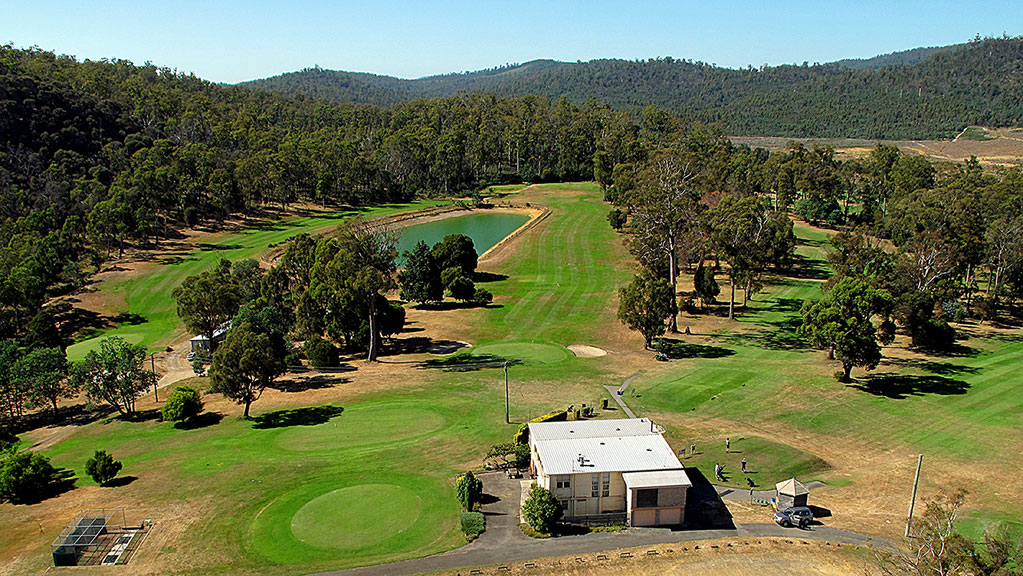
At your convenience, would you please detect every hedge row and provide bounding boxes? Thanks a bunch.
[513,410,568,444]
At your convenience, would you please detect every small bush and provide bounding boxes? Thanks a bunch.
[473,287,493,304]
[85,450,122,486]
[455,471,483,511]
[162,385,203,423]
[460,511,485,539]
[0,430,17,452]
[304,336,339,367]
[0,451,59,503]
[448,275,476,302]
[975,296,998,322]
[522,483,562,533]
[606,208,627,230]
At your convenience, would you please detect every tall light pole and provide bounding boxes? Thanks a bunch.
[150,352,159,403]
[906,454,923,537]
[504,361,510,424]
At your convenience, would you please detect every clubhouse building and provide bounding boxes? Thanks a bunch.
[528,418,691,527]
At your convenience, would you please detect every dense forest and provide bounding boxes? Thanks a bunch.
[241,36,1023,140]
[0,43,713,346]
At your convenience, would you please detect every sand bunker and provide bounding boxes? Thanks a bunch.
[568,344,607,357]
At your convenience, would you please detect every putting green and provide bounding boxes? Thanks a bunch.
[290,484,423,549]
[276,403,446,451]
[472,342,569,365]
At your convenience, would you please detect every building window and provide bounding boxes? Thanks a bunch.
[636,488,658,508]
[592,473,600,497]
[602,472,610,497]
[555,476,570,489]
[559,500,569,510]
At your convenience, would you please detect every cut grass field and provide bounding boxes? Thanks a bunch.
[66,200,453,360]
[3,183,1022,574]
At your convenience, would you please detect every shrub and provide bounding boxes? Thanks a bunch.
[514,443,530,469]
[85,450,122,486]
[447,274,476,302]
[0,451,59,503]
[455,471,483,511]
[0,430,17,452]
[473,287,493,305]
[522,483,562,533]
[606,208,627,230]
[513,410,568,444]
[975,295,998,322]
[162,385,203,423]
[304,336,339,367]
[460,511,486,539]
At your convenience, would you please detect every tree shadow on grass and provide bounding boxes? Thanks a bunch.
[111,409,161,424]
[881,357,980,376]
[784,254,831,280]
[197,243,244,251]
[252,405,344,429]
[103,475,138,488]
[271,375,348,393]
[655,338,735,359]
[14,468,78,505]
[850,373,970,399]
[415,301,501,311]
[419,354,522,372]
[474,272,509,283]
[173,412,224,430]
[718,321,810,352]
[12,404,113,436]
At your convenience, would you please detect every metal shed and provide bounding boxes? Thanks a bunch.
[775,478,809,509]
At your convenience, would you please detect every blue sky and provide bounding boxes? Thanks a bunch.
[2,1,1020,83]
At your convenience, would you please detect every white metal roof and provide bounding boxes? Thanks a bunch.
[622,469,692,489]
[529,418,660,442]
[530,419,683,475]
[189,321,233,342]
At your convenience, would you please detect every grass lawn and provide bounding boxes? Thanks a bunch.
[67,200,451,361]
[4,183,1023,574]
[22,389,507,575]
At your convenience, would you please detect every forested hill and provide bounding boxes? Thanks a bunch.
[240,36,1023,140]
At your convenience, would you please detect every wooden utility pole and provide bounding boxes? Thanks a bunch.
[906,454,923,537]
[151,353,159,403]
[504,361,510,424]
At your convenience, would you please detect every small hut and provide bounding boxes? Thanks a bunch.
[775,478,809,509]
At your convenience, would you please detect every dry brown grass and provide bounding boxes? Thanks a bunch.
[430,538,869,576]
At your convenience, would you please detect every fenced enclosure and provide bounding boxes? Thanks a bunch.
[52,509,149,567]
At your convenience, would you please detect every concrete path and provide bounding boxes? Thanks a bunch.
[603,371,642,418]
[309,473,890,576]
[716,480,827,502]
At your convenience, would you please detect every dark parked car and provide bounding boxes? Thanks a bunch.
[774,506,813,528]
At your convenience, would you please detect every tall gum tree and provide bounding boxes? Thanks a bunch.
[626,153,702,332]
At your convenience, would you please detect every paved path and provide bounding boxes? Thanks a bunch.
[603,371,642,418]
[310,473,890,576]
[716,480,827,502]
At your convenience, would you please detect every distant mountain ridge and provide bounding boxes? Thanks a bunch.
[830,44,958,70]
[238,37,1023,140]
